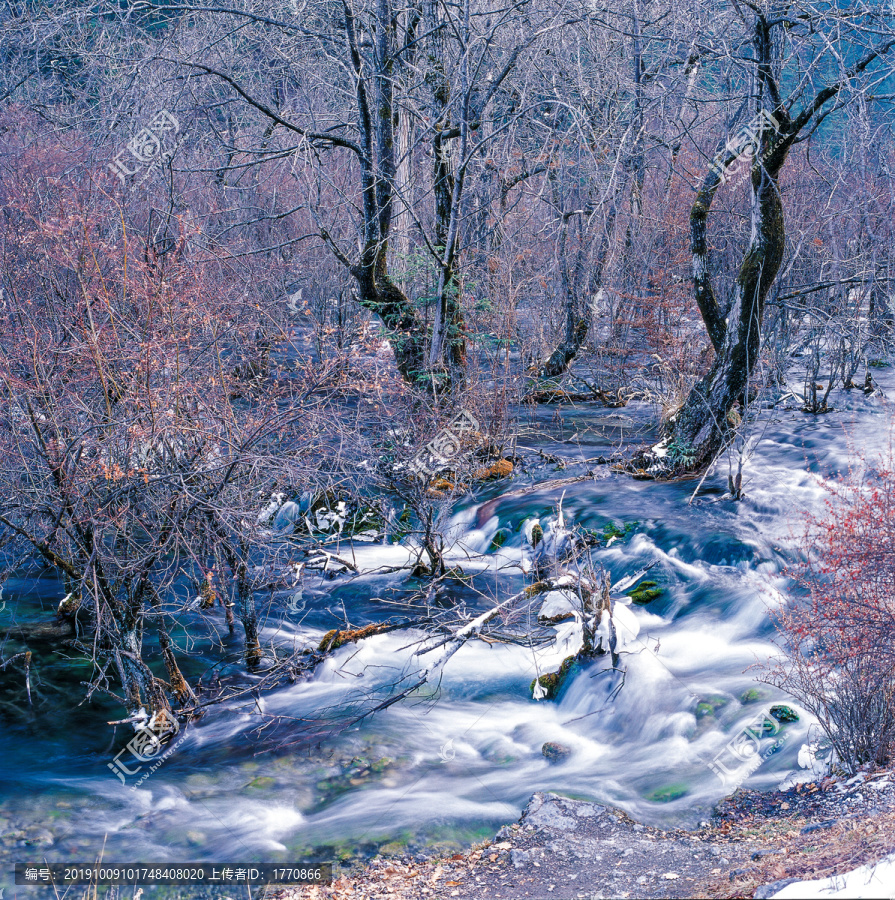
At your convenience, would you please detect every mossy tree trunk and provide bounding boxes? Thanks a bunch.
[668,14,894,470]
[425,0,468,386]
[339,0,435,390]
[671,130,789,464]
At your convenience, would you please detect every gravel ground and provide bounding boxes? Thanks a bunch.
[264,766,895,900]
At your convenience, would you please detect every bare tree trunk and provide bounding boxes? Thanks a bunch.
[426,0,469,382]
[340,0,434,389]
[539,6,644,380]
[540,209,594,378]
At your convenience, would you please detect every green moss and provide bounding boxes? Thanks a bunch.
[489,528,510,551]
[647,783,688,803]
[246,776,276,790]
[377,840,407,857]
[530,523,544,548]
[695,694,728,719]
[530,656,577,700]
[627,580,663,604]
[740,688,765,704]
[770,704,799,723]
[601,521,638,543]
[391,504,413,543]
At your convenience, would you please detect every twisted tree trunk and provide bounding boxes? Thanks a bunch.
[670,126,789,465]
[662,16,894,472]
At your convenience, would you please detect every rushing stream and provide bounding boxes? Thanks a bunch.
[2,371,893,894]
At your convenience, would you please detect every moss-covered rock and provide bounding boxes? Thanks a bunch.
[770,704,799,723]
[740,688,765,704]
[627,580,663,604]
[530,523,544,548]
[530,656,577,700]
[603,521,638,542]
[391,505,413,543]
[542,742,572,763]
[489,528,511,551]
[377,840,408,857]
[246,776,276,790]
[695,695,728,719]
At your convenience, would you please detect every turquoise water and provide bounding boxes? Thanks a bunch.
[1,376,892,895]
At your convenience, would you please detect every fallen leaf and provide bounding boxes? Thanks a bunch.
[661,873,679,880]
[495,842,512,850]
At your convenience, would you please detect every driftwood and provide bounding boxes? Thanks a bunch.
[523,388,629,406]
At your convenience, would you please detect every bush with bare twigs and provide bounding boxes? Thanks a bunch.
[760,448,895,771]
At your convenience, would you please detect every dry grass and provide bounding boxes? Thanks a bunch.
[705,807,895,898]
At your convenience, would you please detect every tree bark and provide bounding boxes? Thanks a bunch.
[669,145,788,465]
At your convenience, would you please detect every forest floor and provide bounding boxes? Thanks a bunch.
[270,767,895,900]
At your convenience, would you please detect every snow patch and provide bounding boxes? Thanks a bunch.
[769,851,895,898]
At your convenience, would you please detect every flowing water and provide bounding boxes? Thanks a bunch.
[2,372,893,893]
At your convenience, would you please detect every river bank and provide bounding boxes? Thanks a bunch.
[275,764,895,900]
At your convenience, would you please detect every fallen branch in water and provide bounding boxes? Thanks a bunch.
[0,650,32,706]
[318,621,406,652]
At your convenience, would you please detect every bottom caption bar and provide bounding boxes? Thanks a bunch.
[16,864,332,885]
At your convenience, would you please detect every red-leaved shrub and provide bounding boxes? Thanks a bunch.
[761,445,895,770]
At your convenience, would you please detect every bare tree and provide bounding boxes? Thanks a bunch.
[659,3,895,471]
